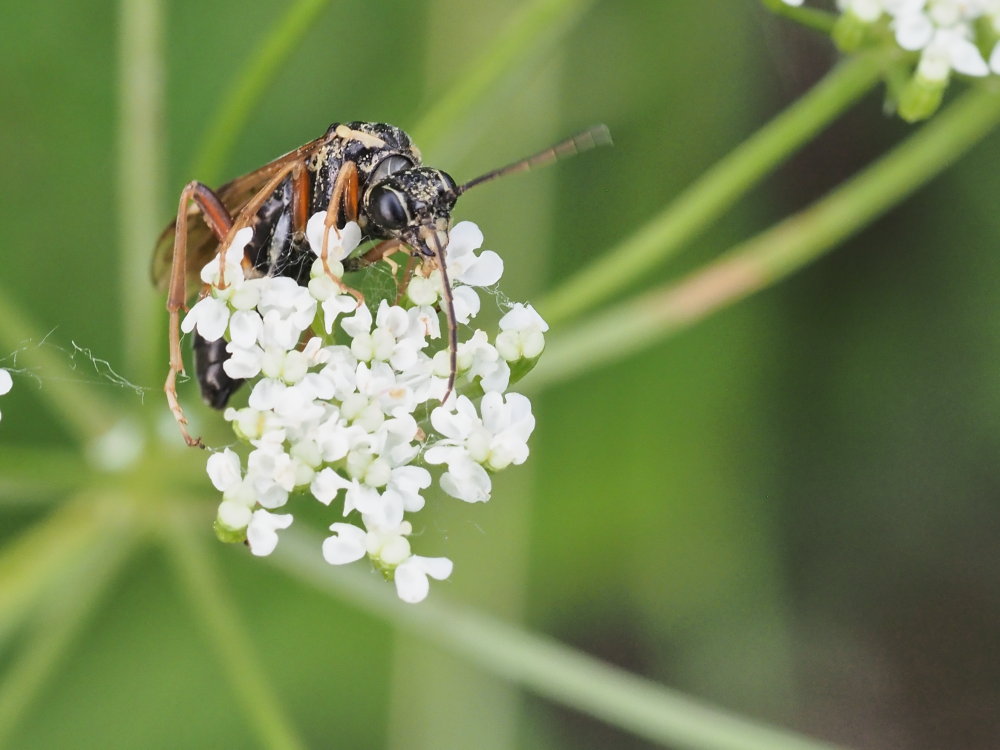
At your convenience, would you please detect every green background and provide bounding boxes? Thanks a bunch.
[1,1,998,748]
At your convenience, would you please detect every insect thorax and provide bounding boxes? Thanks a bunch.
[246,122,423,281]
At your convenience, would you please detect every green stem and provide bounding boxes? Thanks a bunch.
[162,513,306,750]
[411,0,594,152]
[534,83,1000,388]
[190,0,332,184]
[271,529,847,750]
[0,447,91,503]
[0,496,115,650]
[760,0,837,34]
[540,51,885,327]
[117,0,165,381]
[0,528,134,746]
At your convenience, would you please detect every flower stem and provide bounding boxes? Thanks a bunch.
[163,511,307,750]
[190,0,333,185]
[0,525,135,747]
[272,529,846,750]
[540,51,886,327]
[0,497,113,649]
[411,0,595,153]
[0,447,91,504]
[117,0,165,381]
[534,83,1000,388]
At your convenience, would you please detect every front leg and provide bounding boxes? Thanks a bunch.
[165,163,302,446]
[165,181,234,447]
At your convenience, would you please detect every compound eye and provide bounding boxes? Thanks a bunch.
[370,155,413,183]
[368,185,409,230]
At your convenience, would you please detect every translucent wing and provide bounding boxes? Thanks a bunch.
[150,135,328,292]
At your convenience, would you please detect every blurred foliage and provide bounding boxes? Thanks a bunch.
[1,1,999,749]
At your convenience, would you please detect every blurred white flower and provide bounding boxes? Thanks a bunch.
[0,368,12,423]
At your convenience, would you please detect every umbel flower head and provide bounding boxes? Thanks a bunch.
[183,216,545,603]
[777,0,1000,121]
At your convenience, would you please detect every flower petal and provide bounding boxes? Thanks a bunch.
[322,523,367,564]
[246,509,293,556]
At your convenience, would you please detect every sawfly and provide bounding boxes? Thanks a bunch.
[153,121,611,446]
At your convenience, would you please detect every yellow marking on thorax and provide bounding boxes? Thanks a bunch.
[334,125,387,149]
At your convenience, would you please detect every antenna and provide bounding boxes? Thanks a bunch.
[456,124,612,195]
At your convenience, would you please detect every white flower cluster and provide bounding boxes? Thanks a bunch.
[779,0,1000,118]
[0,368,11,422]
[783,0,1000,75]
[183,214,546,603]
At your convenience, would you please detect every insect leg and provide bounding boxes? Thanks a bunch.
[318,162,364,305]
[435,246,458,404]
[343,238,406,272]
[394,253,418,304]
[417,228,458,404]
[167,164,304,446]
[165,181,234,447]
[290,163,312,239]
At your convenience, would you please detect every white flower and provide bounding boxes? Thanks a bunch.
[258,276,317,332]
[436,453,491,503]
[322,522,368,564]
[837,0,886,23]
[0,368,12,422]
[216,499,253,532]
[305,214,361,262]
[228,310,263,348]
[408,222,504,320]
[479,391,535,468]
[425,392,535,502]
[308,260,359,333]
[320,520,452,603]
[200,226,253,288]
[891,1,990,79]
[446,222,504,287]
[406,274,440,306]
[246,509,293,556]
[434,330,510,394]
[323,520,412,567]
[196,215,541,602]
[181,295,231,342]
[496,303,548,361]
[0,368,13,397]
[345,301,429,372]
[919,27,989,79]
[394,555,453,603]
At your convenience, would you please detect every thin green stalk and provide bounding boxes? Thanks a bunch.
[271,529,847,750]
[190,0,332,184]
[534,83,1000,388]
[0,448,91,502]
[411,0,594,151]
[540,51,886,327]
[163,513,306,750]
[0,285,115,443]
[760,0,837,33]
[0,528,135,746]
[0,496,115,649]
[117,0,165,379]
